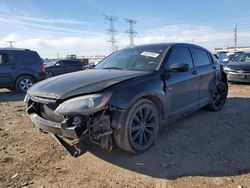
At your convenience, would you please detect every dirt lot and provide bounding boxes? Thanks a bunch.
[0,83,250,188]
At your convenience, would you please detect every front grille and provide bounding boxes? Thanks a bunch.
[39,103,64,123]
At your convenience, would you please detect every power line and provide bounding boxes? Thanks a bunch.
[125,19,137,47]
[103,14,118,53]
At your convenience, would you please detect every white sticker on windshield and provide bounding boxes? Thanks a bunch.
[140,51,160,58]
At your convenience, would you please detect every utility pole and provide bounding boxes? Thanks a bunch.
[125,19,137,47]
[103,14,118,53]
[6,41,15,48]
[234,24,238,52]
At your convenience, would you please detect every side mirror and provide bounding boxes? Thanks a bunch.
[169,63,189,72]
[84,63,95,69]
[55,63,60,66]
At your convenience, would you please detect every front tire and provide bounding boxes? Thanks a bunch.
[15,76,34,93]
[114,99,160,153]
[207,81,228,111]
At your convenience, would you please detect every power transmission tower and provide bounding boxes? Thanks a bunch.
[234,24,238,51]
[103,14,118,53]
[6,41,15,48]
[125,19,137,47]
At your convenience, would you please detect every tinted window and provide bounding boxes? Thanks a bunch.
[239,53,250,63]
[166,47,193,69]
[193,48,211,66]
[62,60,79,66]
[0,53,9,64]
[18,51,41,65]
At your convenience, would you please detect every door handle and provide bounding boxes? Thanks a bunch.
[192,70,198,75]
[212,65,217,70]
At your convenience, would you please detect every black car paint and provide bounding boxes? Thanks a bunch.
[29,69,150,100]
[0,49,46,89]
[45,60,83,77]
[108,44,221,123]
[26,43,227,153]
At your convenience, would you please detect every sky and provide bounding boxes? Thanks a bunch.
[0,0,250,58]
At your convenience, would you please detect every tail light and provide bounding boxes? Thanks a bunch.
[41,63,46,73]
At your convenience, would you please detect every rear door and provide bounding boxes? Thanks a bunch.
[62,60,82,73]
[164,45,200,118]
[0,52,13,87]
[191,47,218,107]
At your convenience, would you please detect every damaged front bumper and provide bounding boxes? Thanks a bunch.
[29,113,79,139]
[27,104,113,156]
[25,92,116,156]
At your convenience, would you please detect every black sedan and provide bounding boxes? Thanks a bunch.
[224,53,250,83]
[45,59,83,77]
[25,43,228,155]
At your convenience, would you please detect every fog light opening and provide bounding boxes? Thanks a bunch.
[72,116,82,127]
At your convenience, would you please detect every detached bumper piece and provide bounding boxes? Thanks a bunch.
[28,110,113,156]
[29,113,79,139]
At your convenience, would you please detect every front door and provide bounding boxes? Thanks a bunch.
[164,46,200,118]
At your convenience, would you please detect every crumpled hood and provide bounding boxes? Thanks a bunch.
[28,69,149,99]
[226,62,250,71]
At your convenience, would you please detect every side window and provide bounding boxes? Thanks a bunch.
[68,61,77,65]
[0,53,9,64]
[56,61,62,66]
[192,48,211,66]
[18,51,40,65]
[166,47,193,69]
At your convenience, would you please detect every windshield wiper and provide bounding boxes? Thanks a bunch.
[103,67,126,70]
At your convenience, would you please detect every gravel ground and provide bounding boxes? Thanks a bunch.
[0,83,250,188]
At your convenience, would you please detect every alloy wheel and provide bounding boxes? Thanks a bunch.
[20,78,33,92]
[212,83,227,110]
[129,103,158,151]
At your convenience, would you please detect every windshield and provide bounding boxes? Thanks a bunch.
[96,46,168,71]
[239,53,250,63]
[45,61,57,67]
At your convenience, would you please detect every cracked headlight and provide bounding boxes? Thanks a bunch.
[55,92,112,116]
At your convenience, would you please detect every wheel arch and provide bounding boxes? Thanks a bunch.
[220,71,228,85]
[14,74,36,88]
[110,93,165,129]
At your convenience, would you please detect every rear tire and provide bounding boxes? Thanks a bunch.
[47,71,53,78]
[114,99,160,153]
[207,81,228,111]
[15,76,34,93]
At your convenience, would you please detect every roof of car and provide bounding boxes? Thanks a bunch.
[132,42,206,49]
[0,48,31,51]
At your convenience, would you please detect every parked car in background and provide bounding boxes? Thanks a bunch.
[45,59,83,77]
[224,52,250,83]
[228,51,244,63]
[25,43,228,155]
[0,48,46,92]
[216,51,229,64]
